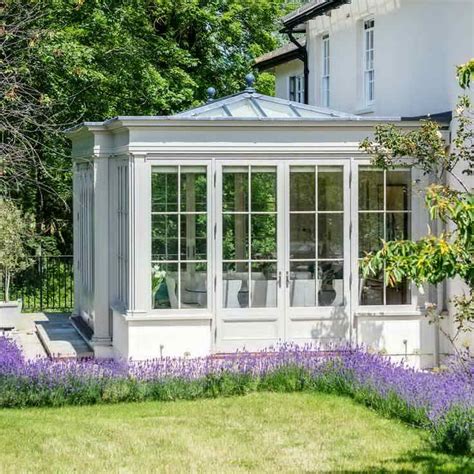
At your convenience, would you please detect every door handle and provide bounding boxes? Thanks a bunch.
[286,271,290,288]
[278,271,282,288]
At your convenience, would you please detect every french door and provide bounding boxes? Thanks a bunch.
[215,160,350,352]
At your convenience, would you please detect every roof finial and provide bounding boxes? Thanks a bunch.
[245,73,256,92]
[206,87,216,103]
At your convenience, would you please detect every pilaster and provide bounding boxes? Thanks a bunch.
[92,155,113,356]
[129,154,151,313]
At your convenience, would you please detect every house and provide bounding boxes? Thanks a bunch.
[67,0,472,365]
[255,0,473,117]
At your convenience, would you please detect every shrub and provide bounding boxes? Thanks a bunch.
[0,336,472,455]
[431,407,474,455]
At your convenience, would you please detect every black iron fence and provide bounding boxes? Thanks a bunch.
[0,256,74,312]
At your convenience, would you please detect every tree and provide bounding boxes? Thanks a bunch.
[0,200,34,302]
[2,0,297,253]
[360,63,474,360]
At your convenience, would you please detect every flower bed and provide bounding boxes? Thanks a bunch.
[0,335,472,454]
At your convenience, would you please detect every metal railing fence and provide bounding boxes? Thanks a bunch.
[0,256,74,312]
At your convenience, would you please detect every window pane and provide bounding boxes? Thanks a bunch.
[318,213,343,259]
[181,214,207,260]
[290,261,316,307]
[223,167,248,212]
[251,262,277,308]
[251,214,277,260]
[387,213,410,241]
[181,262,207,308]
[359,213,384,257]
[318,261,344,306]
[359,266,383,306]
[180,166,207,212]
[359,168,383,210]
[251,167,276,212]
[223,214,248,260]
[223,262,249,308]
[387,170,411,210]
[152,263,178,309]
[318,166,343,211]
[152,167,178,212]
[290,214,315,259]
[152,214,178,260]
[386,279,411,305]
[290,167,315,211]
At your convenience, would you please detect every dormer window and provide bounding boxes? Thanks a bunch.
[363,18,375,106]
[321,34,330,107]
[289,75,305,103]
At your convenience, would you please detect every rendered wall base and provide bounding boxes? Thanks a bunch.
[113,311,212,360]
[110,310,439,367]
[355,315,437,369]
[92,338,114,359]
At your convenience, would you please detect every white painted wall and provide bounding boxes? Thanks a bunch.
[274,60,304,100]
[113,312,212,360]
[280,0,474,116]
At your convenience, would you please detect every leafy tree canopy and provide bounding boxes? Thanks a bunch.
[3,0,297,252]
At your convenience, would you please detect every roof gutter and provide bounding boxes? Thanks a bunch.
[280,0,351,33]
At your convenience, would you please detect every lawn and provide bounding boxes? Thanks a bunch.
[0,393,471,473]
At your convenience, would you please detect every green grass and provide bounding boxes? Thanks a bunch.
[0,393,471,473]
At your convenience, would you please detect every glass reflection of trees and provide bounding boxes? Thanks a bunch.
[289,166,344,307]
[222,166,277,309]
[151,166,208,309]
[358,167,412,305]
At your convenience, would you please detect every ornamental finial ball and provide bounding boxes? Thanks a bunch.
[206,87,216,102]
[245,73,255,89]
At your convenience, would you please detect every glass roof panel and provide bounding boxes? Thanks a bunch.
[197,108,229,118]
[226,99,261,117]
[258,100,296,118]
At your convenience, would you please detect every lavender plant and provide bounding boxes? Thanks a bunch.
[0,336,472,454]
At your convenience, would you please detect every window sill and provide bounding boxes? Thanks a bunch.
[126,313,213,322]
[354,308,426,319]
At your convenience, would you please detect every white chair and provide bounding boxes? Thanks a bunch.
[291,272,316,307]
[223,273,248,308]
[251,273,277,308]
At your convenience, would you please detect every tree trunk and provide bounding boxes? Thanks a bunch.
[4,271,10,303]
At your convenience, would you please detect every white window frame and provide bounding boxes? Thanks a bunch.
[150,161,212,315]
[352,162,419,315]
[289,75,305,103]
[363,18,375,106]
[320,34,330,107]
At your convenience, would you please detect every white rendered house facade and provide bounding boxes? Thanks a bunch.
[256,0,473,117]
[67,83,447,366]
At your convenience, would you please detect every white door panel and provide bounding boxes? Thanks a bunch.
[215,160,350,352]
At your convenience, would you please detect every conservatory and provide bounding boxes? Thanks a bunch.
[67,76,436,366]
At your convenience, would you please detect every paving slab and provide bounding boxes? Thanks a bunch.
[36,314,93,359]
[11,330,47,359]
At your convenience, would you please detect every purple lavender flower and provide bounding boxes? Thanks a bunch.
[0,334,472,453]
